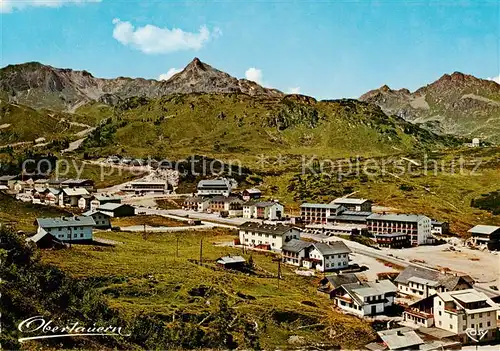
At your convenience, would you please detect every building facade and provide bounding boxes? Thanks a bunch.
[468,225,500,250]
[82,210,111,229]
[367,213,431,246]
[197,179,232,197]
[332,280,397,317]
[243,201,284,220]
[281,240,351,272]
[238,222,301,251]
[433,289,499,343]
[36,216,95,242]
[332,198,372,212]
[300,203,345,224]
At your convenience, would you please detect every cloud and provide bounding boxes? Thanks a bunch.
[245,67,263,85]
[487,75,500,84]
[288,87,301,94]
[112,18,218,54]
[158,68,182,81]
[1,0,101,13]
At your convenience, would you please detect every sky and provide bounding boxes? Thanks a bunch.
[1,0,499,99]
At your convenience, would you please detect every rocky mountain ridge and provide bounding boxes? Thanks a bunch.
[0,58,283,110]
[360,72,500,141]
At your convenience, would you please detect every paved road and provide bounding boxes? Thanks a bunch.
[134,206,239,229]
[120,224,217,232]
[302,232,500,297]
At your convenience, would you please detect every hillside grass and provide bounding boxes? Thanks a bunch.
[112,215,189,227]
[262,147,500,235]
[0,193,71,232]
[55,159,147,188]
[77,94,460,163]
[40,229,376,349]
[0,101,85,145]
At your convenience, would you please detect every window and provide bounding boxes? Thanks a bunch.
[479,313,482,318]
[439,311,442,316]
[479,323,483,328]
[449,325,452,329]
[439,301,442,306]
[471,324,474,328]
[80,234,83,238]
[471,314,475,319]
[487,321,491,327]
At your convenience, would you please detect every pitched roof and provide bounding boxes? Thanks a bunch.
[341,280,397,304]
[184,196,208,203]
[37,216,96,228]
[26,228,50,243]
[323,273,360,288]
[282,239,313,253]
[62,188,89,196]
[394,266,474,290]
[216,256,246,265]
[377,327,424,350]
[239,221,297,236]
[98,202,133,211]
[367,213,429,223]
[312,241,351,255]
[62,178,94,185]
[210,196,242,203]
[255,201,281,208]
[0,175,17,181]
[244,188,261,194]
[82,210,111,217]
[468,225,500,235]
[332,198,371,205]
[92,194,122,202]
[197,179,230,189]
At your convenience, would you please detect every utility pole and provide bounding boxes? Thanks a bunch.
[176,236,179,258]
[69,227,72,249]
[199,238,203,265]
[277,259,281,289]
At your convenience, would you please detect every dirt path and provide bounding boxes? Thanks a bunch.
[61,122,95,153]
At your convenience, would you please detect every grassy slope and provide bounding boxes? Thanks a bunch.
[55,159,147,188]
[41,229,375,349]
[0,101,85,144]
[77,94,460,163]
[0,193,71,232]
[263,147,500,235]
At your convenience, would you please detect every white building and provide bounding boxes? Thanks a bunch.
[395,266,474,299]
[433,289,499,343]
[331,198,372,212]
[122,181,168,194]
[468,225,500,247]
[82,210,111,229]
[471,138,480,147]
[183,196,210,212]
[242,201,284,220]
[36,216,96,242]
[90,195,122,211]
[238,222,301,251]
[282,240,351,272]
[303,242,351,272]
[58,187,90,207]
[367,213,432,246]
[197,179,232,197]
[332,280,397,317]
[300,203,345,224]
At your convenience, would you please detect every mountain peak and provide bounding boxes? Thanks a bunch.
[184,57,207,72]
